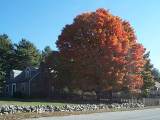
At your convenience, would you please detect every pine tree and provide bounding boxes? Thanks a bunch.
[141,52,155,96]
[0,34,15,92]
[15,39,41,70]
[42,46,52,61]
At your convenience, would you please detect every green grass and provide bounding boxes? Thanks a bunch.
[0,98,76,106]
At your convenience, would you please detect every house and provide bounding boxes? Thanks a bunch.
[3,51,60,98]
[4,65,54,98]
[149,81,160,98]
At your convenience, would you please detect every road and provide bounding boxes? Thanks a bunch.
[27,108,160,120]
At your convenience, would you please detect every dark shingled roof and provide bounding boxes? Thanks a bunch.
[7,67,40,83]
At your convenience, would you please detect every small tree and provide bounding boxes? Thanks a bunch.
[44,51,71,90]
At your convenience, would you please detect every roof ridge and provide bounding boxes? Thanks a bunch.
[12,69,22,71]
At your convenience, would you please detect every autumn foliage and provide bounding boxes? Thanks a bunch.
[56,9,145,92]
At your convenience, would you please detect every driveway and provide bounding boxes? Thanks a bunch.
[27,108,160,120]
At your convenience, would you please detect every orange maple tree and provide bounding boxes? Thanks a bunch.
[56,8,145,92]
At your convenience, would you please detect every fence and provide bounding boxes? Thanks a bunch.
[114,98,160,106]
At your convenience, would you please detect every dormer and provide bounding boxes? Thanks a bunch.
[25,67,31,78]
[10,71,14,80]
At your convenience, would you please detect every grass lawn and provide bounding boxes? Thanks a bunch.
[0,98,76,106]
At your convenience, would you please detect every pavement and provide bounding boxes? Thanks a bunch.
[27,108,160,120]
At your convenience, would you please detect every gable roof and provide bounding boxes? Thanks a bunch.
[7,67,40,83]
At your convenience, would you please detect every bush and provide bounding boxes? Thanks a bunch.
[141,89,149,98]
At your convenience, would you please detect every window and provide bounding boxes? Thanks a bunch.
[21,83,25,92]
[11,83,16,96]
[10,71,14,79]
[5,85,9,94]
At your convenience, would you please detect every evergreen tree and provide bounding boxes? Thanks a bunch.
[141,52,155,96]
[15,39,41,70]
[42,46,52,61]
[0,34,15,91]
[142,52,155,89]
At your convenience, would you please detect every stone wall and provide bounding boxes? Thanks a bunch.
[0,103,144,115]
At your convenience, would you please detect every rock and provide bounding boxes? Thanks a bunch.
[54,106,61,112]
[1,105,10,113]
[0,102,145,115]
[23,106,31,112]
